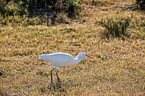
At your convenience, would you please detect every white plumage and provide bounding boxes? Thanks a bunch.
[39,52,93,83]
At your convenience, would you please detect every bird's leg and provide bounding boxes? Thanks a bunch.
[56,69,61,88]
[51,67,55,83]
[56,70,60,83]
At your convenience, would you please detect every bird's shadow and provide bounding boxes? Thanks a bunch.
[47,81,66,92]
[47,79,82,92]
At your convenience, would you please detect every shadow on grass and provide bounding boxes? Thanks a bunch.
[47,82,66,92]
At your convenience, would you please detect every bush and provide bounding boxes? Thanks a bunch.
[136,0,145,10]
[67,0,81,18]
[0,0,81,17]
[98,16,131,39]
[0,0,82,25]
[0,0,27,17]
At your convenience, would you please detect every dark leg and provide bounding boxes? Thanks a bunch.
[56,70,60,82]
[51,67,55,83]
[56,70,61,88]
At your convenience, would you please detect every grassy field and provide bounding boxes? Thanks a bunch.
[0,0,145,95]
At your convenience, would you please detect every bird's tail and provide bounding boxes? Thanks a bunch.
[39,55,48,61]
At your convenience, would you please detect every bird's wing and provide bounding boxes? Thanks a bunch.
[39,53,74,64]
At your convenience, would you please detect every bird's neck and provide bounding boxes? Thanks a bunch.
[75,55,84,64]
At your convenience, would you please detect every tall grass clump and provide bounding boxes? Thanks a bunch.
[98,16,131,39]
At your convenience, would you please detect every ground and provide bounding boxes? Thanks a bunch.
[0,0,145,95]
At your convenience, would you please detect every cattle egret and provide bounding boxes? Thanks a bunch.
[39,52,93,83]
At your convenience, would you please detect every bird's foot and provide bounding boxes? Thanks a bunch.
[48,82,65,92]
[56,81,61,88]
[48,82,55,90]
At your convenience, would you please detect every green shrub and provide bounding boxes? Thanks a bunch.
[136,0,145,10]
[0,0,27,17]
[67,0,81,17]
[98,16,131,39]
[0,0,81,18]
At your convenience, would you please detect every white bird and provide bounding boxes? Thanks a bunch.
[39,52,93,83]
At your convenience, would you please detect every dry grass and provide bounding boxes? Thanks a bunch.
[0,0,145,95]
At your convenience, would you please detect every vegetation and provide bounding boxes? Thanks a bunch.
[136,0,145,10]
[0,0,82,25]
[0,0,145,95]
[98,16,131,39]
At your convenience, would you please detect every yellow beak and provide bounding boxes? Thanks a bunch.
[87,55,94,59]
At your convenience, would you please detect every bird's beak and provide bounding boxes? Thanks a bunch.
[87,55,94,59]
